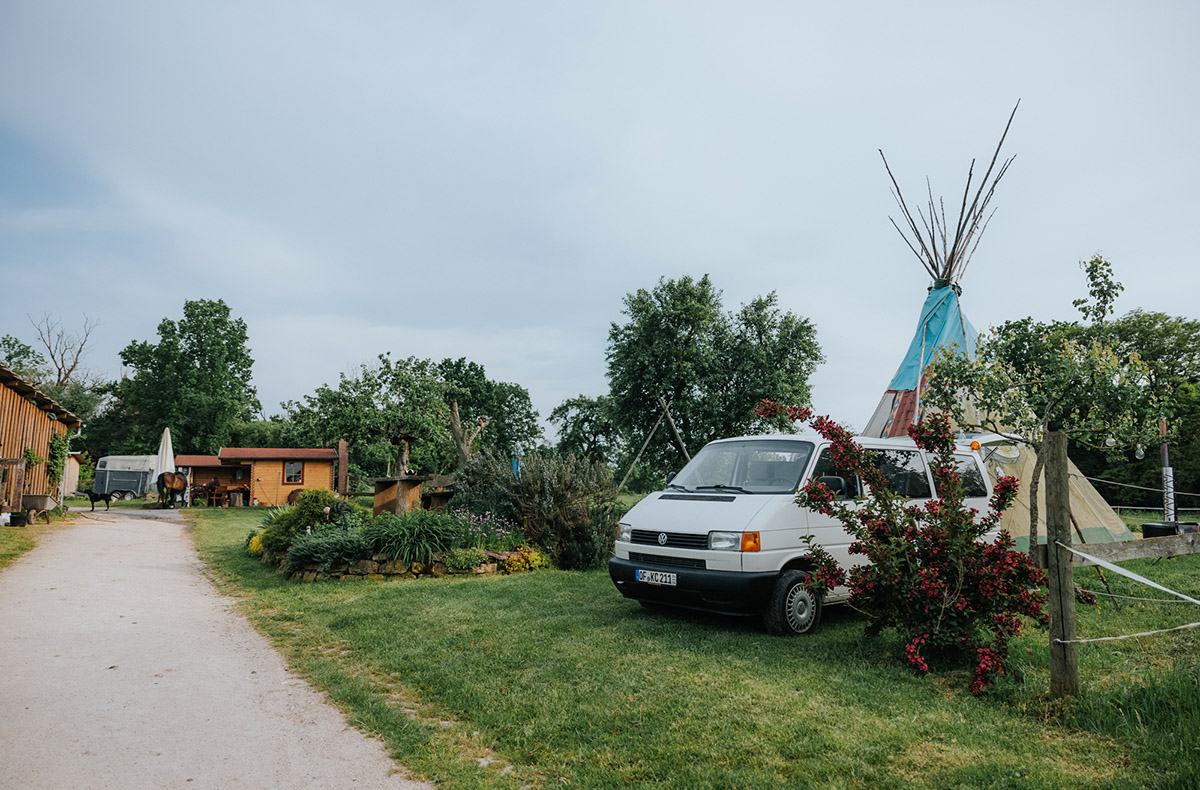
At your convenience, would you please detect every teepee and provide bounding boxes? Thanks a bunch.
[863,106,1133,552]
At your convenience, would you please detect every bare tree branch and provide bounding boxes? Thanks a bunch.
[29,313,98,387]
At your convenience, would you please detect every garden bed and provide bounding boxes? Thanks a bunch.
[284,550,525,582]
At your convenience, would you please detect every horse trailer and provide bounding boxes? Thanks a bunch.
[93,455,157,500]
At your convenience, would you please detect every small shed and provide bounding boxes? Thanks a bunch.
[0,362,82,512]
[176,447,337,507]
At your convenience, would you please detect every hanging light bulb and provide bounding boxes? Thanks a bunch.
[1105,435,1117,447]
[1135,444,1145,460]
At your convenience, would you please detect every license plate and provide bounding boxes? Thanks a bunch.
[636,569,677,586]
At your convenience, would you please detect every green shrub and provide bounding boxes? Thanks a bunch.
[363,510,457,566]
[443,546,489,570]
[258,489,340,559]
[285,530,372,574]
[260,505,290,529]
[455,451,619,570]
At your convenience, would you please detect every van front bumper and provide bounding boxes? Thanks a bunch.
[608,556,777,616]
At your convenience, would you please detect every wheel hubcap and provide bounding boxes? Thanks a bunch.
[786,587,813,631]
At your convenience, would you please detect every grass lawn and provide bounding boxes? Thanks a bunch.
[189,508,1200,789]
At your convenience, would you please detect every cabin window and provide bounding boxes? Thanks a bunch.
[284,462,303,485]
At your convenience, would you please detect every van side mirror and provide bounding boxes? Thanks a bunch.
[816,475,848,499]
[665,472,676,485]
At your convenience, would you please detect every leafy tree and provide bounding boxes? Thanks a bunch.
[924,257,1160,553]
[1070,310,1200,509]
[0,334,45,381]
[437,357,542,464]
[606,275,822,487]
[88,299,259,455]
[280,355,541,481]
[282,354,454,479]
[549,394,618,465]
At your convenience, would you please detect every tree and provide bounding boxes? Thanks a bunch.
[549,394,618,465]
[280,355,543,484]
[282,354,454,480]
[0,334,45,381]
[923,257,1159,554]
[30,313,98,387]
[89,299,259,455]
[606,275,823,487]
[3,317,108,427]
[1070,309,1200,509]
[437,358,542,464]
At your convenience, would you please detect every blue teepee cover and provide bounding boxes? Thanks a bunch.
[887,286,978,391]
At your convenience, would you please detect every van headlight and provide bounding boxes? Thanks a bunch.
[617,523,632,543]
[709,531,741,551]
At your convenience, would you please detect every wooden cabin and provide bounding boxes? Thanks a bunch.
[0,362,82,512]
[176,447,337,507]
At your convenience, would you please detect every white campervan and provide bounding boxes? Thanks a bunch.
[609,432,993,635]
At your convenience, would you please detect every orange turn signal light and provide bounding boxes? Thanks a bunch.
[741,532,761,552]
[970,440,981,451]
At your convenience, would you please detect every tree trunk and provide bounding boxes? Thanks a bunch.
[1027,447,1047,559]
[448,399,489,469]
[396,439,411,476]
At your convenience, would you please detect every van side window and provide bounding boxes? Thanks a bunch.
[874,450,932,499]
[951,454,989,498]
[811,448,863,499]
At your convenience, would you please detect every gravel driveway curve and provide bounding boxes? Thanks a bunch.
[0,511,433,789]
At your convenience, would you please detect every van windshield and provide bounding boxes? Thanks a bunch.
[670,440,815,494]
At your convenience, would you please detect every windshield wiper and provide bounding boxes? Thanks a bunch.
[695,484,751,494]
[664,483,692,492]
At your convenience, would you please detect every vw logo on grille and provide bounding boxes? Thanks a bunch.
[657,532,668,545]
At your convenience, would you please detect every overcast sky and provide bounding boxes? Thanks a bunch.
[2,2,1198,440]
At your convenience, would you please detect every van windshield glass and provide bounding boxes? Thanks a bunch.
[671,440,814,494]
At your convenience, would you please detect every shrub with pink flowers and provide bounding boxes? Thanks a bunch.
[759,400,1046,693]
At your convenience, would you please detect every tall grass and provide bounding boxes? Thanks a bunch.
[1067,660,1200,788]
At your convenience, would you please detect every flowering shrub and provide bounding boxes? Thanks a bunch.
[759,399,1046,693]
[502,544,550,573]
[447,508,523,551]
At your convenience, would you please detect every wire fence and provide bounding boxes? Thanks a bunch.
[1052,541,1200,646]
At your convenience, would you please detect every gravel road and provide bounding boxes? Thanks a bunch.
[0,511,433,789]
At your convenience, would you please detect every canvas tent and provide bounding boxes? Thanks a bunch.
[864,107,1133,552]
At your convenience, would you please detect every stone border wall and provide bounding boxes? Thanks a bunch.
[282,550,522,582]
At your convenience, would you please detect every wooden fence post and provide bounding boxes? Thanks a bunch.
[1046,430,1079,697]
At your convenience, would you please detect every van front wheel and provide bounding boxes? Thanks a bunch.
[764,570,822,636]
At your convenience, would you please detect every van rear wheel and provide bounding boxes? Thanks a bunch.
[764,570,822,636]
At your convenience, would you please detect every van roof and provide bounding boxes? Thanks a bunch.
[707,433,980,452]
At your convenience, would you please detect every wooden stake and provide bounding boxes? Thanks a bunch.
[659,397,691,463]
[1046,431,1079,698]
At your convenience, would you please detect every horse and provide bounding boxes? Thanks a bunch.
[156,472,188,508]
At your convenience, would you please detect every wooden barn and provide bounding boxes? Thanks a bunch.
[0,362,82,513]
[176,447,337,507]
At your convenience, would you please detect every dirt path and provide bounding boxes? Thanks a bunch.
[0,512,433,789]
